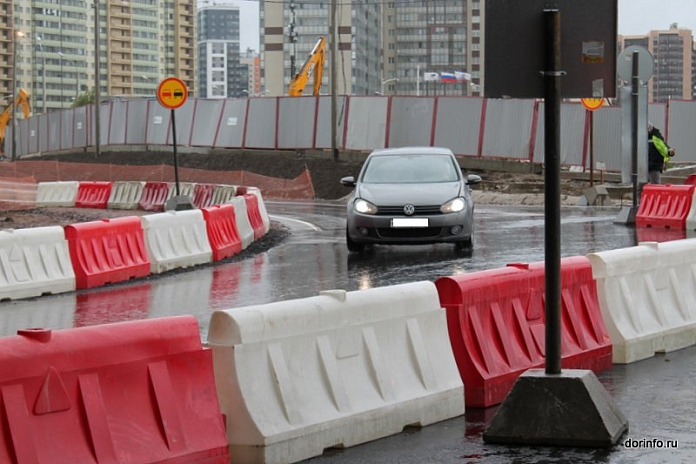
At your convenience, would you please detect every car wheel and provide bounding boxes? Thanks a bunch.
[346,228,365,253]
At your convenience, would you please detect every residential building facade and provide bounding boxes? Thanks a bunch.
[260,0,380,96]
[383,0,483,97]
[5,0,195,114]
[197,2,248,98]
[619,25,694,102]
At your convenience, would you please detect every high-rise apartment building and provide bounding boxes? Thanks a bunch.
[261,0,381,96]
[619,25,694,102]
[5,0,195,114]
[240,49,262,96]
[197,2,247,98]
[384,0,483,97]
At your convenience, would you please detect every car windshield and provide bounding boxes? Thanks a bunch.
[361,154,460,183]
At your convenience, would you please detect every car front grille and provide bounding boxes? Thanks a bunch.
[376,205,441,216]
[376,227,444,239]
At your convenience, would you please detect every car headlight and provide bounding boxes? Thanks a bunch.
[441,197,466,213]
[354,198,377,214]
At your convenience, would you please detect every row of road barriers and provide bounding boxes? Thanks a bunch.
[36,180,240,212]
[1,181,270,301]
[3,237,696,461]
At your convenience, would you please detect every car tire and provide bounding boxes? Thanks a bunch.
[346,228,365,253]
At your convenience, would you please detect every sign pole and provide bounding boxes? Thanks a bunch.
[171,108,180,196]
[631,50,640,207]
[589,111,594,187]
[543,8,562,375]
[156,76,191,210]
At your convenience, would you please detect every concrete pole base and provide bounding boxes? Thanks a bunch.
[164,195,194,211]
[483,369,628,447]
[613,206,637,225]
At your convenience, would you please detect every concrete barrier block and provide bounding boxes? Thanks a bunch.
[231,196,254,249]
[108,181,145,209]
[141,209,213,274]
[207,281,464,464]
[0,226,75,300]
[36,181,79,207]
[588,240,696,363]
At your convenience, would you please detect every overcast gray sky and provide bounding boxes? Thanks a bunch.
[618,0,696,35]
[229,0,696,53]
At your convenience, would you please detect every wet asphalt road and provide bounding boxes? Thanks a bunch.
[1,200,694,462]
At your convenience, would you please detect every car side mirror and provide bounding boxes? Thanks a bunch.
[340,176,356,187]
[466,174,482,185]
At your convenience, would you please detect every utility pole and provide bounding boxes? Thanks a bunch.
[94,0,101,157]
[330,0,338,160]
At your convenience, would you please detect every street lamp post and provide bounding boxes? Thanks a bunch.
[380,78,399,95]
[36,36,47,114]
[11,29,25,161]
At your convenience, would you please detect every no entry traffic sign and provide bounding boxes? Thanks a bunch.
[157,77,188,109]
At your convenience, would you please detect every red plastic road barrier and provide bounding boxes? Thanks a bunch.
[75,181,113,209]
[138,181,170,211]
[636,184,695,229]
[202,204,242,261]
[65,216,151,289]
[193,183,216,209]
[435,256,611,408]
[243,193,265,240]
[0,316,230,464]
[685,174,696,186]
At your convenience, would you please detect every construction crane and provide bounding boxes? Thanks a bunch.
[288,37,326,97]
[0,88,32,157]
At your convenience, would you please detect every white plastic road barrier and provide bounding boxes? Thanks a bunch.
[211,184,237,205]
[36,181,79,207]
[207,281,464,464]
[686,191,696,230]
[247,187,271,234]
[588,240,696,364]
[141,209,213,274]
[232,196,254,249]
[108,181,145,209]
[167,182,196,201]
[0,226,76,301]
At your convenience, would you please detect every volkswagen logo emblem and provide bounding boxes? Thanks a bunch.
[403,204,415,216]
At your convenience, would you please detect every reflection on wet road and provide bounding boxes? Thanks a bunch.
[0,200,659,339]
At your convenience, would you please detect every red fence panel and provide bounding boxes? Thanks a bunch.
[242,193,265,240]
[138,181,170,212]
[202,204,242,261]
[75,181,113,209]
[636,184,695,229]
[435,256,611,408]
[193,183,216,209]
[64,216,150,289]
[0,316,230,464]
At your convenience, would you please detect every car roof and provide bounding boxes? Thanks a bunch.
[367,146,455,157]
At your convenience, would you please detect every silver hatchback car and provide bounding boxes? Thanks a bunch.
[341,147,481,252]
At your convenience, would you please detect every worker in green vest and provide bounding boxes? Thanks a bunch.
[647,122,675,184]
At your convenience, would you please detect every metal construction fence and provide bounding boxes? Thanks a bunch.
[5,95,695,172]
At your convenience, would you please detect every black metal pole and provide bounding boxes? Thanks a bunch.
[171,109,180,196]
[589,110,594,187]
[631,51,639,204]
[543,9,562,375]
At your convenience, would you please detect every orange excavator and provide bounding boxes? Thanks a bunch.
[288,37,326,96]
[0,88,32,157]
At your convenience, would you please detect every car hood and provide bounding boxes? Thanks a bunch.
[357,182,463,205]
